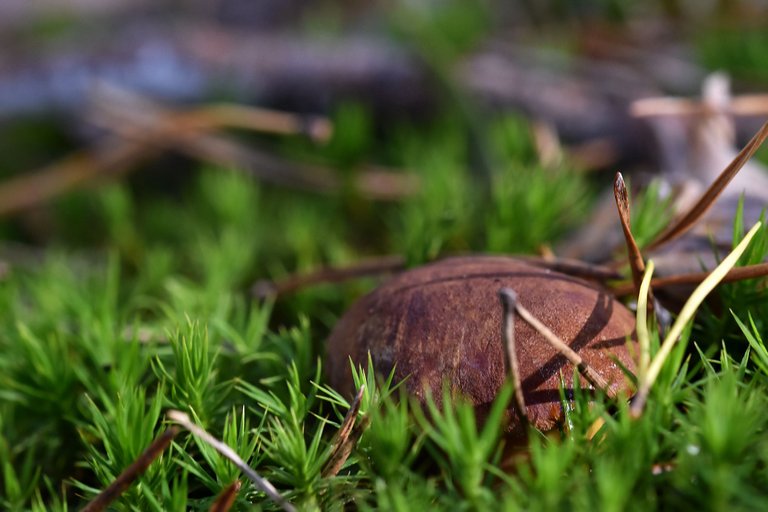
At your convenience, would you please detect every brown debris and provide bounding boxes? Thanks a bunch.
[499,289,529,421]
[252,255,406,300]
[0,141,151,217]
[613,172,647,295]
[322,385,367,478]
[611,261,768,297]
[0,86,419,218]
[646,121,768,251]
[209,480,242,512]
[82,427,179,512]
[167,410,296,512]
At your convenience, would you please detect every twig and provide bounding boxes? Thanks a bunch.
[498,289,528,421]
[167,410,296,512]
[251,255,406,299]
[91,84,332,141]
[504,290,616,397]
[0,141,151,217]
[631,94,768,117]
[172,104,333,142]
[646,121,768,251]
[610,260,768,296]
[0,88,339,218]
[90,87,420,200]
[0,88,417,217]
[322,417,371,479]
[322,385,367,478]
[516,255,623,281]
[613,172,648,298]
[82,427,179,512]
[88,92,342,193]
[209,480,241,512]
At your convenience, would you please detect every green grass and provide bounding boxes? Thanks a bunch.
[696,27,768,83]
[2,106,768,511]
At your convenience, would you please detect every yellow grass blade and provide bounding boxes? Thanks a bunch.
[636,260,655,381]
[630,221,762,417]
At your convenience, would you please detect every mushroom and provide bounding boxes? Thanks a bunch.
[326,256,636,441]
[314,121,768,442]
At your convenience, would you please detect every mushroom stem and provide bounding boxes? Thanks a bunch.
[499,289,529,421]
[507,293,616,398]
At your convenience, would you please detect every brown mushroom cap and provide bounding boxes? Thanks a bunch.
[326,256,637,440]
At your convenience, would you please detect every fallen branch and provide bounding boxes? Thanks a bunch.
[167,410,296,512]
[82,427,179,512]
[252,255,406,299]
[209,480,241,512]
[322,385,369,478]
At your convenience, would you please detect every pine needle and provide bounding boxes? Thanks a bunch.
[167,410,296,512]
[630,222,762,418]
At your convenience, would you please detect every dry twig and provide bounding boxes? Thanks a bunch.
[646,121,768,251]
[82,427,179,512]
[610,261,768,296]
[499,289,529,421]
[0,141,151,217]
[501,290,615,397]
[322,385,369,478]
[613,172,647,295]
[167,410,296,512]
[252,255,406,299]
[209,480,241,512]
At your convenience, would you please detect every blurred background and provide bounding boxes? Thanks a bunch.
[1,0,768,311]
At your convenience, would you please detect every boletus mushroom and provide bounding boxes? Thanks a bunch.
[323,122,768,442]
[326,255,636,441]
